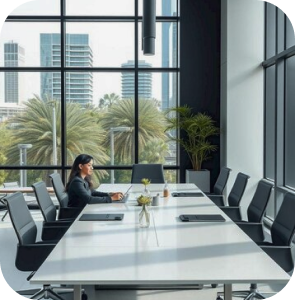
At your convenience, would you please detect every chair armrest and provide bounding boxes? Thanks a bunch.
[41,225,69,241]
[219,206,242,221]
[16,243,56,271]
[236,222,265,243]
[260,246,294,273]
[43,220,72,227]
[58,207,81,220]
[207,195,224,206]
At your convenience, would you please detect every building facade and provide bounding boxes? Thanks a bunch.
[40,33,93,106]
[4,42,25,104]
[121,60,152,100]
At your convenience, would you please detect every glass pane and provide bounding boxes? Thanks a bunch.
[0,72,61,167]
[286,15,295,49]
[0,170,57,188]
[285,55,295,188]
[265,3,276,59]
[137,72,176,165]
[9,0,60,15]
[139,0,178,16]
[66,22,134,67]
[65,72,135,170]
[0,22,60,67]
[138,22,177,68]
[66,0,134,16]
[265,65,276,181]
[277,9,284,53]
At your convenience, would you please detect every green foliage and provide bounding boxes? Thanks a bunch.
[101,98,167,164]
[165,105,219,171]
[6,95,109,182]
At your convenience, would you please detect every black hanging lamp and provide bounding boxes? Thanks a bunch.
[142,0,156,55]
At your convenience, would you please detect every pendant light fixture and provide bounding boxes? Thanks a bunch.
[142,0,156,55]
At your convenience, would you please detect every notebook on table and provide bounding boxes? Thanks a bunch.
[179,214,225,222]
[79,213,124,221]
[172,192,204,197]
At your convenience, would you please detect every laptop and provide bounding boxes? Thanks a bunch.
[112,185,132,203]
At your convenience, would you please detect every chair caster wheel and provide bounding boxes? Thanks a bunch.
[81,292,88,300]
[211,284,218,288]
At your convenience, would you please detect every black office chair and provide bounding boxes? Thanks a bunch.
[131,164,165,184]
[5,192,65,299]
[205,167,231,196]
[49,173,81,219]
[220,180,273,222]
[217,192,295,300]
[208,172,250,207]
[32,181,73,240]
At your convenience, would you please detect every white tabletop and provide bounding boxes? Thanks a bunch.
[31,184,290,295]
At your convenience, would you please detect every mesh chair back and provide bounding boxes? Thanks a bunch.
[5,192,37,245]
[247,180,273,223]
[213,167,231,195]
[32,181,57,222]
[131,164,165,184]
[271,192,295,246]
[227,172,250,207]
[49,173,69,208]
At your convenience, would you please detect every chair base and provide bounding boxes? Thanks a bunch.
[17,284,87,300]
[216,283,276,300]
[17,285,66,300]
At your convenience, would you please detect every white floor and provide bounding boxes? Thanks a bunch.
[0,208,287,300]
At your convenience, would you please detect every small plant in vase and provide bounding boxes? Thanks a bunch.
[141,178,151,196]
[137,195,152,228]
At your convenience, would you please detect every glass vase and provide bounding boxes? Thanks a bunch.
[139,204,150,228]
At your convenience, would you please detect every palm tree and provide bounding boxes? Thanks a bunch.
[6,95,109,182]
[99,93,121,109]
[101,98,167,164]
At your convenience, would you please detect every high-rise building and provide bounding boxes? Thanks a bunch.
[121,60,152,100]
[4,42,25,104]
[161,1,177,110]
[40,33,93,106]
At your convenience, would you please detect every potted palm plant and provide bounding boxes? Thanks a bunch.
[165,105,219,191]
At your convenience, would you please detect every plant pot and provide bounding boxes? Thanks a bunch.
[185,169,210,192]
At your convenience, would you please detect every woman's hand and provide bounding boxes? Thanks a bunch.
[110,192,124,201]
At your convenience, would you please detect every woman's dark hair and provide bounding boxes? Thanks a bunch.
[66,154,94,191]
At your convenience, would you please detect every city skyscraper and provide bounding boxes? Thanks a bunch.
[4,41,25,104]
[161,1,177,110]
[40,33,93,106]
[121,60,152,100]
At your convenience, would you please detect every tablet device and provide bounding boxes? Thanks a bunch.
[179,214,225,222]
[172,192,204,197]
[79,213,124,221]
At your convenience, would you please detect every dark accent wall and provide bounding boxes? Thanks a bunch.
[180,0,221,189]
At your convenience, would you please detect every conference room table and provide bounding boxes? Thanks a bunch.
[31,183,290,300]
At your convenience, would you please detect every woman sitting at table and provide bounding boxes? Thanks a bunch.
[66,154,123,208]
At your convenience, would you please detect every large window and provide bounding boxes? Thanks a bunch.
[264,3,295,219]
[0,0,179,187]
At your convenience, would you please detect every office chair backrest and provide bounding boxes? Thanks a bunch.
[49,173,69,208]
[5,192,37,245]
[247,180,273,223]
[131,164,165,184]
[32,181,57,222]
[227,172,250,207]
[213,167,231,195]
[271,192,295,246]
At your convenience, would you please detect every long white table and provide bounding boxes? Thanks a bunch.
[31,184,290,300]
